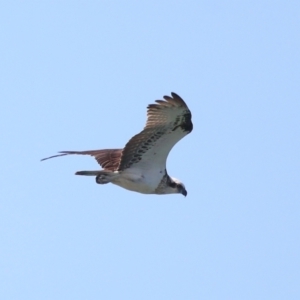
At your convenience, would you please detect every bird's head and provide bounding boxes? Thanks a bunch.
[168,177,187,197]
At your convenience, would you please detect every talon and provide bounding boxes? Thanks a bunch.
[96,174,109,184]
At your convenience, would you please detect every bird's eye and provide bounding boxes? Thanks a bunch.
[170,182,177,188]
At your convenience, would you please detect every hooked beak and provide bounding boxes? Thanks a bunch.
[181,188,187,197]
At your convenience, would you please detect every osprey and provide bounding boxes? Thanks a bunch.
[42,92,193,196]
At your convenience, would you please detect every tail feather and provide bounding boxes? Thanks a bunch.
[75,170,119,185]
[75,170,101,176]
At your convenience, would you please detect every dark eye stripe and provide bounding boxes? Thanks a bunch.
[170,182,177,188]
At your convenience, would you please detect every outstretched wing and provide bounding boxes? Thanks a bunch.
[41,149,122,171]
[118,92,193,171]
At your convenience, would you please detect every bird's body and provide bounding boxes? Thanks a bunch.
[107,168,165,194]
[42,92,193,196]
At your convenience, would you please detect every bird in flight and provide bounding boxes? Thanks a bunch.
[42,92,193,196]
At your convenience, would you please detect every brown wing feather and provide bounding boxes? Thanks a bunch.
[41,149,122,171]
[117,92,193,170]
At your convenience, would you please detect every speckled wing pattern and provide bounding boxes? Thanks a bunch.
[117,92,193,171]
[41,149,122,171]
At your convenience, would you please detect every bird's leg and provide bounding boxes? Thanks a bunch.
[96,174,110,184]
[95,171,120,184]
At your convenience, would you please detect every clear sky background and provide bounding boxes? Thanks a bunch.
[1,1,299,299]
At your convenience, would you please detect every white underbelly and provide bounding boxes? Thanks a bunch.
[113,180,154,194]
[112,168,164,194]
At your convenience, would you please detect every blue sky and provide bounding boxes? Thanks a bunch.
[1,1,299,299]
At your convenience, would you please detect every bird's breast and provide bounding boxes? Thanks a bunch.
[112,168,164,194]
